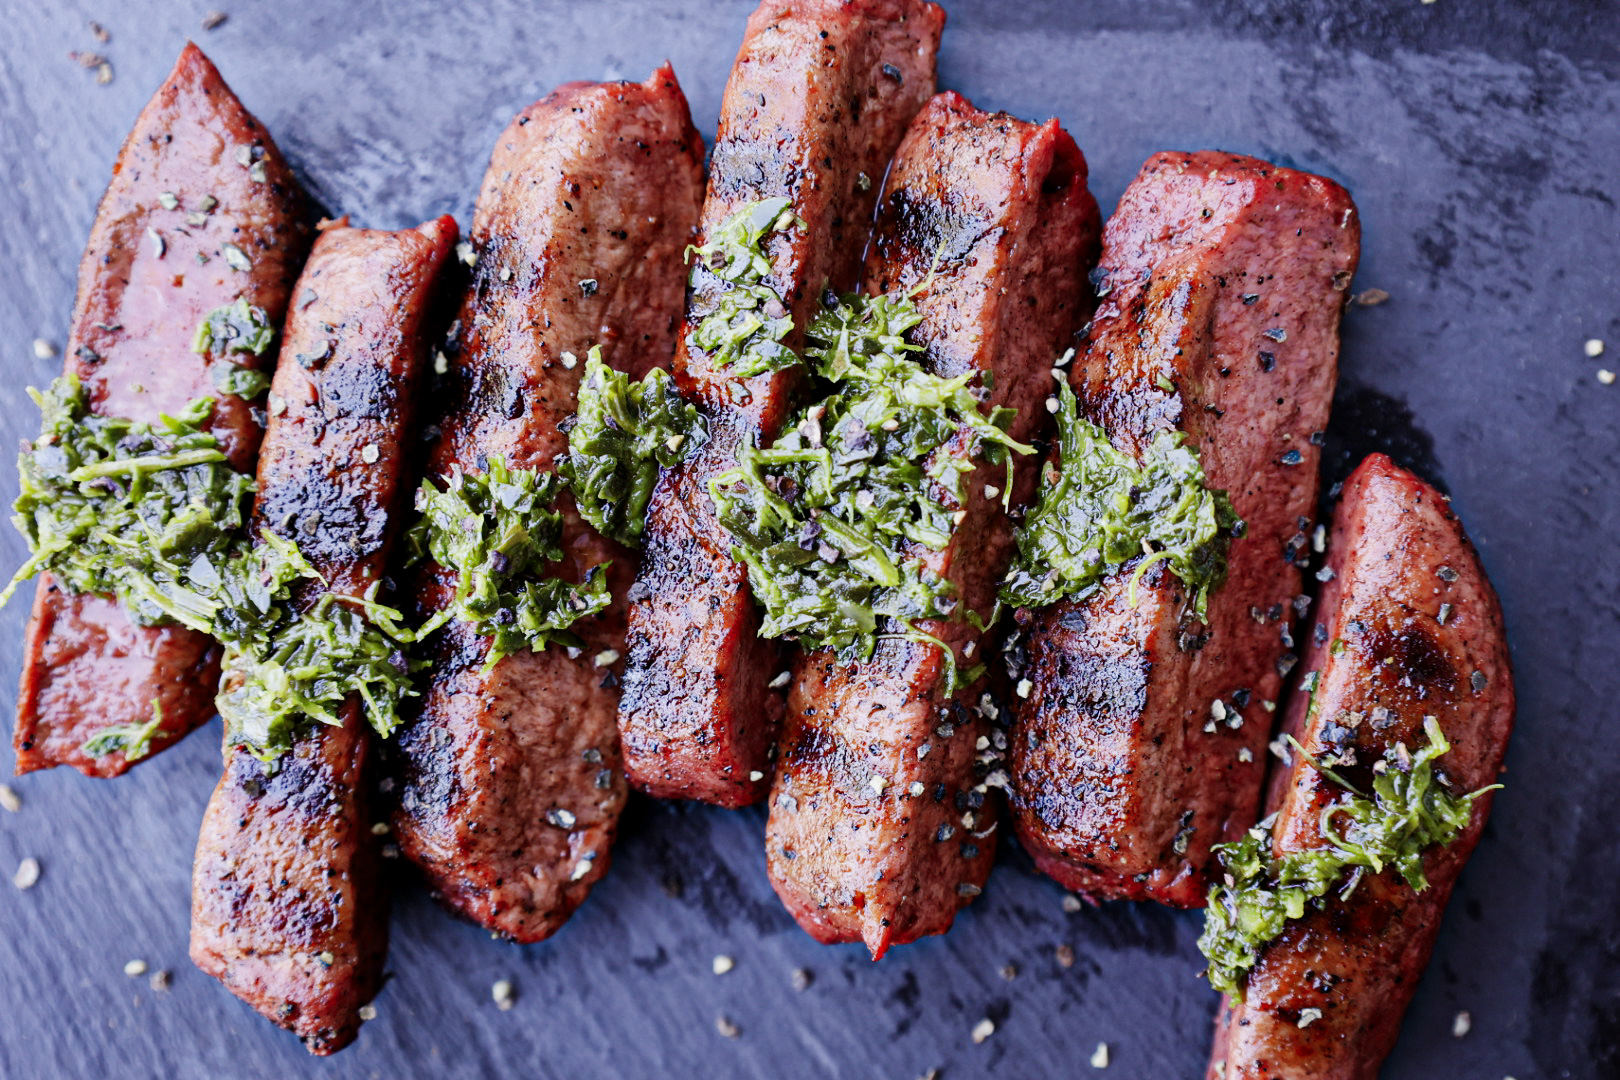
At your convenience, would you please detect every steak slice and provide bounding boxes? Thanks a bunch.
[765,92,1100,956]
[1208,453,1514,1080]
[1010,151,1360,906]
[392,69,704,942]
[190,217,455,1054]
[14,43,314,776]
[618,0,945,808]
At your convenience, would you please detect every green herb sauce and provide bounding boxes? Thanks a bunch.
[216,564,423,760]
[193,298,275,399]
[1198,716,1498,1000]
[686,198,804,377]
[1,375,254,625]
[80,700,165,762]
[4,376,427,763]
[999,369,1239,618]
[409,455,610,667]
[210,363,271,401]
[561,348,707,547]
[192,298,277,356]
[709,286,1029,679]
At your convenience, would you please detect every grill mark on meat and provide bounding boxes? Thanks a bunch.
[765,93,1101,957]
[190,217,454,1055]
[251,339,405,570]
[1010,151,1361,906]
[391,69,704,943]
[619,0,945,808]
[14,44,314,777]
[1209,454,1514,1080]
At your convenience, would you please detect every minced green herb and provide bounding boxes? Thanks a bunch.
[0,375,254,625]
[217,576,422,760]
[81,700,165,762]
[561,348,706,547]
[210,363,271,401]
[194,298,275,399]
[2,375,429,763]
[192,298,277,357]
[409,455,610,667]
[686,197,804,377]
[999,368,1239,617]
[1199,716,1498,999]
[192,502,426,761]
[709,287,1029,679]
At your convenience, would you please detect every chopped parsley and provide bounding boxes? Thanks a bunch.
[81,700,165,762]
[193,298,275,399]
[3,376,431,763]
[1,375,254,625]
[686,198,803,377]
[561,347,706,547]
[192,298,276,357]
[709,286,1029,677]
[210,363,271,401]
[999,369,1239,618]
[217,569,422,760]
[1199,716,1498,999]
[409,455,610,667]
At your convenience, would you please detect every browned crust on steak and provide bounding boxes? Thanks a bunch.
[392,69,704,942]
[620,0,945,808]
[1010,151,1360,905]
[14,43,314,776]
[190,217,455,1055]
[1208,453,1515,1080]
[765,92,1100,956]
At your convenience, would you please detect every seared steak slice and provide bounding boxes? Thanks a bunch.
[1208,453,1514,1080]
[619,0,945,808]
[191,217,455,1054]
[766,92,1100,956]
[15,43,313,776]
[1011,151,1360,905]
[392,70,704,942]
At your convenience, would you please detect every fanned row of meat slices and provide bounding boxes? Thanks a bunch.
[11,2,1512,1071]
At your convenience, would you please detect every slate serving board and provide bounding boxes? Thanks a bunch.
[1,1,1616,1077]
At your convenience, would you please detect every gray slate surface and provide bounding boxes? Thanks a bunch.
[1,1,1617,1077]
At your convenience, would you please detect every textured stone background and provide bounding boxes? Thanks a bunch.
[0,1,1616,1077]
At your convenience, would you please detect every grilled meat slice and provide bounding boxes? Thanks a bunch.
[1208,453,1514,1080]
[1010,151,1360,905]
[620,0,945,808]
[15,43,314,776]
[190,217,455,1054]
[392,69,704,942]
[766,92,1101,956]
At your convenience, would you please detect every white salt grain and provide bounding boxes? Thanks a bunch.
[13,858,40,890]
